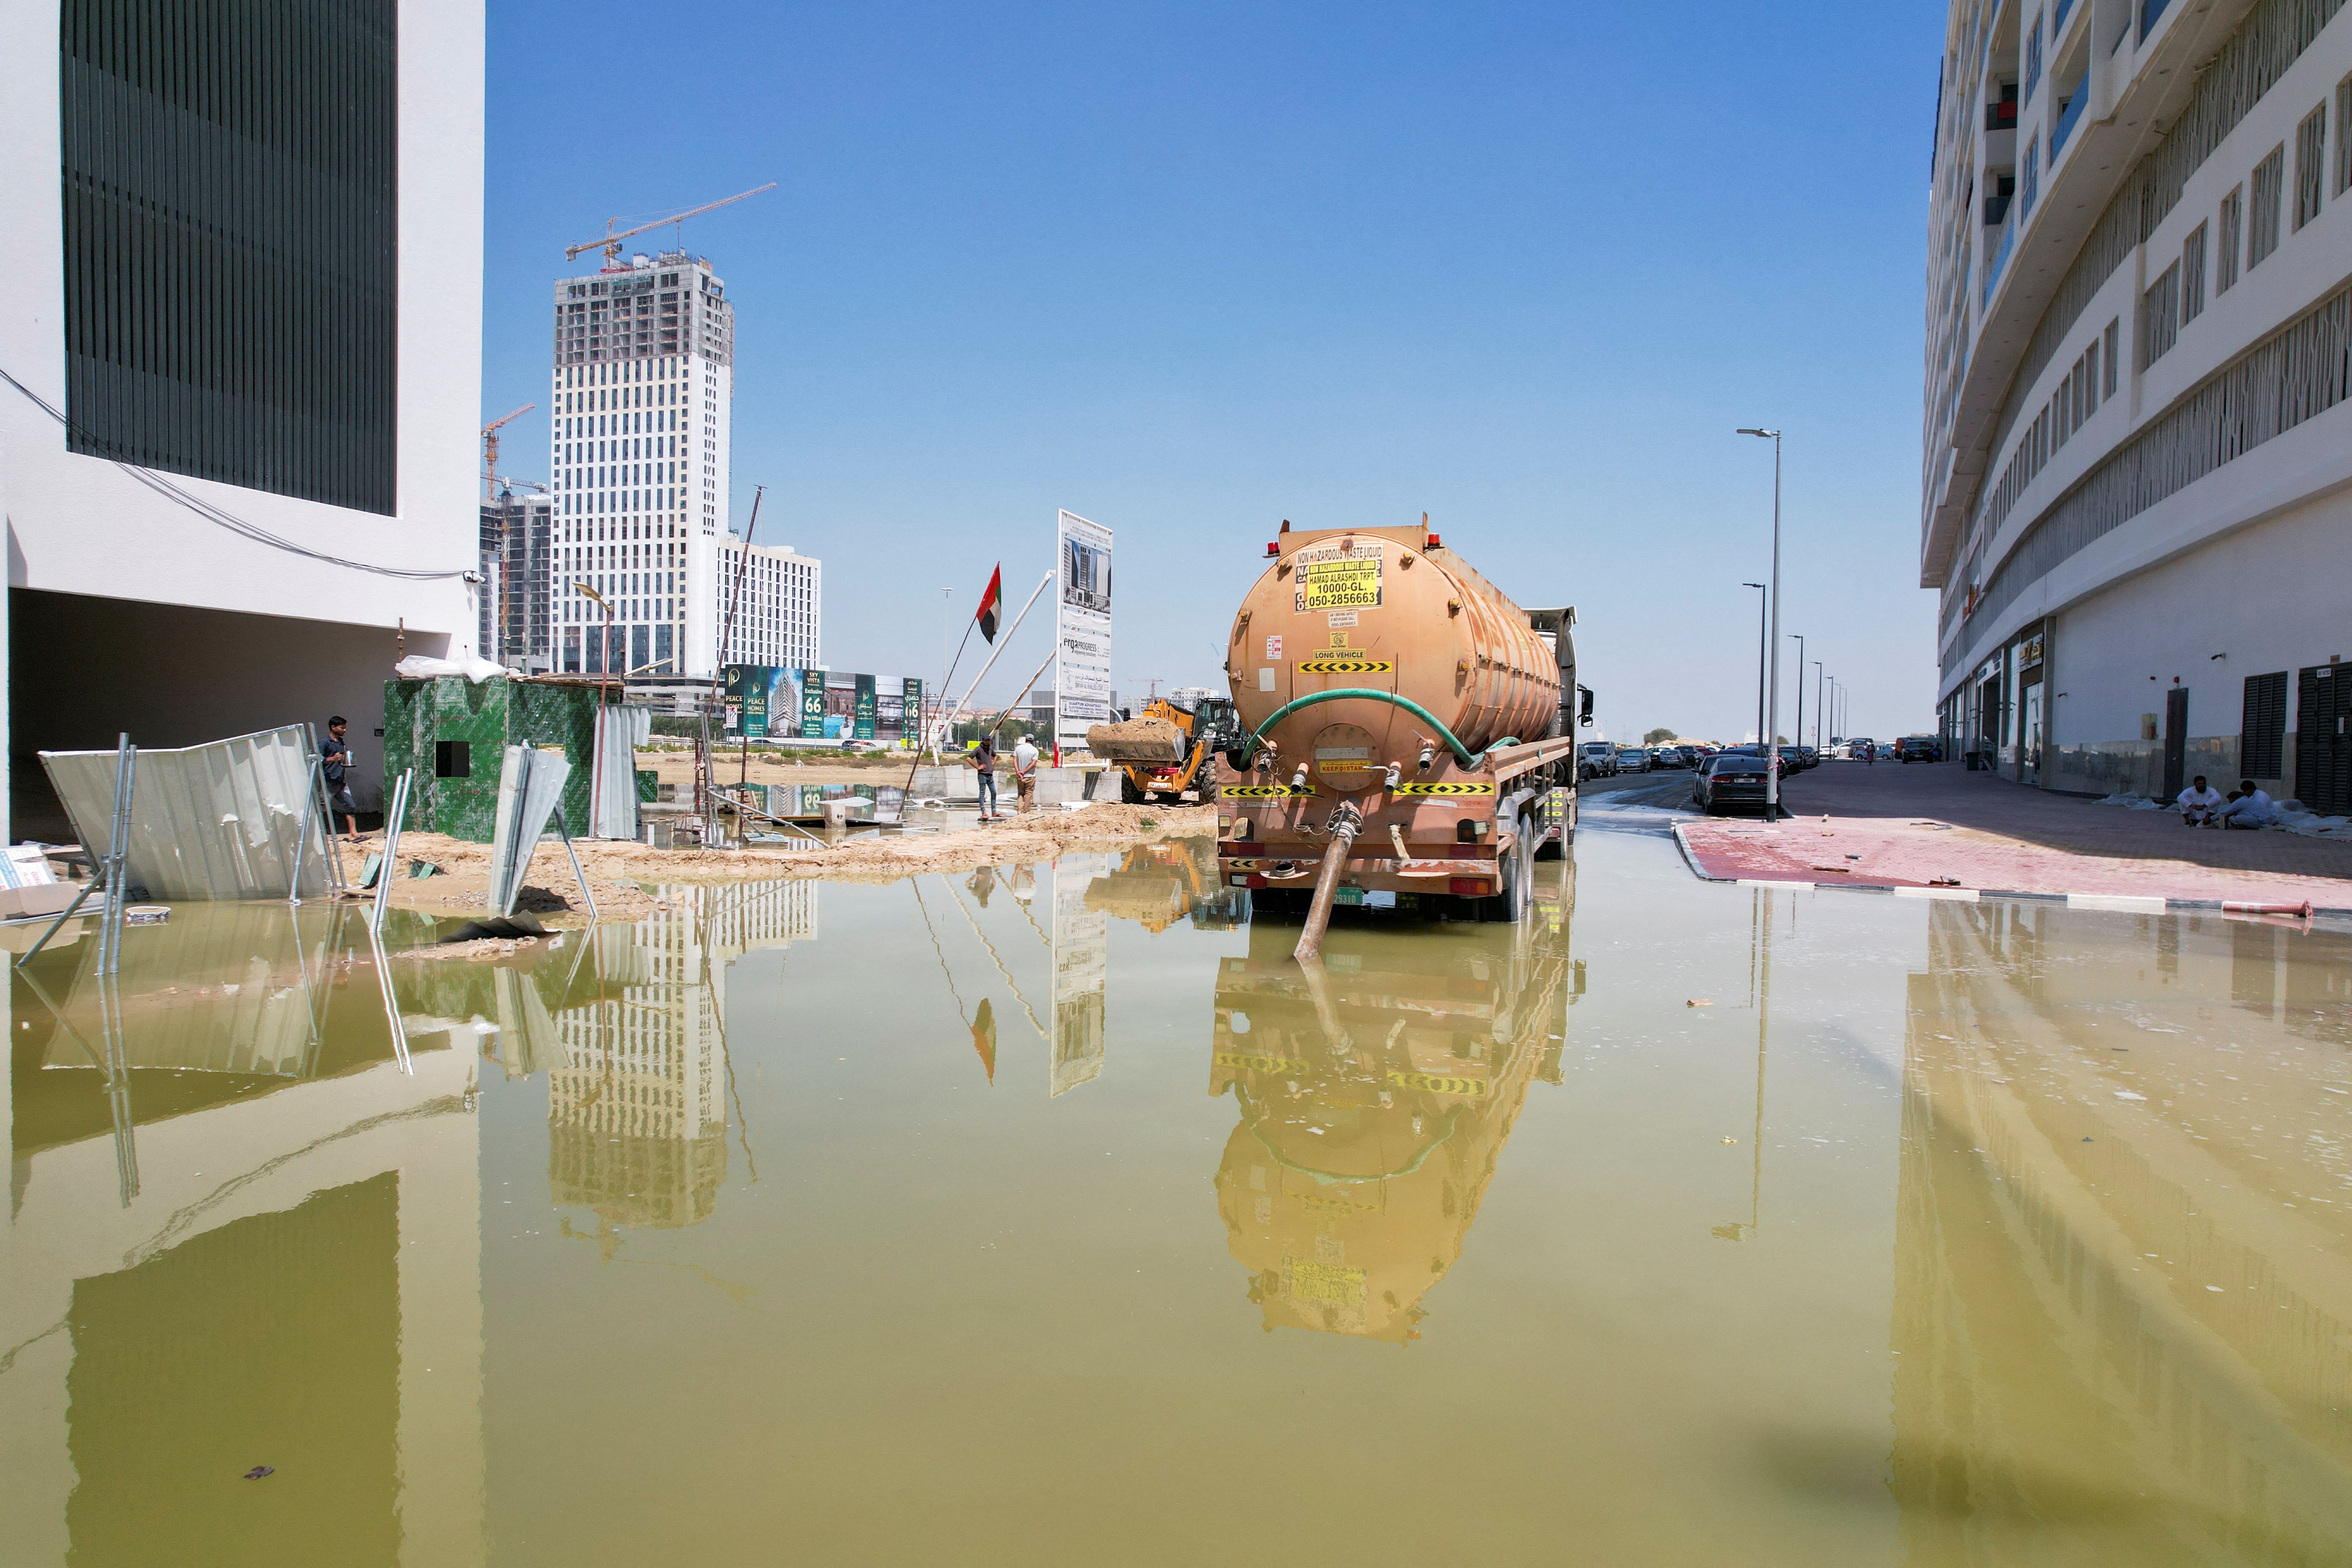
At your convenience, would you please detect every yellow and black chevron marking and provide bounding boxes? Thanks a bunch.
[1394,781,1495,796]
[1215,1052,1310,1076]
[1295,658,1393,674]
[1386,1069,1489,1097]
[1221,784,1315,798]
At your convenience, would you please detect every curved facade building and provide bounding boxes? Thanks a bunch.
[1924,0,2352,805]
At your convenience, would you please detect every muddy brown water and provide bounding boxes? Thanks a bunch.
[5,823,2349,1565]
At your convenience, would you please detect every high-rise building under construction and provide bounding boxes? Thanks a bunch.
[545,250,818,678]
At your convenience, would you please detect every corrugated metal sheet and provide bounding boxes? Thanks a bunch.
[41,726,327,900]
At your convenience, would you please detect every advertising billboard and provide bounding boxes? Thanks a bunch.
[1054,510,1113,757]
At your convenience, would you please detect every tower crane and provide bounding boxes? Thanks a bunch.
[481,404,533,502]
[564,182,778,266]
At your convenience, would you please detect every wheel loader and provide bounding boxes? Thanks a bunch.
[1087,694,1245,804]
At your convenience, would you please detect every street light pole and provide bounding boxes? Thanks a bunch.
[1743,583,1767,747]
[1738,429,1784,819]
[1811,661,1825,747]
[1788,634,1805,758]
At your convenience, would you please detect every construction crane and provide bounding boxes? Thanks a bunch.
[564,182,778,266]
[481,404,533,502]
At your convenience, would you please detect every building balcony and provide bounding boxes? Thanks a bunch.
[2050,77,2088,156]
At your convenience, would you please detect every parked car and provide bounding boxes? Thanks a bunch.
[1615,747,1651,774]
[1847,737,1877,760]
[1897,735,1942,762]
[1660,745,1697,769]
[1577,741,1618,780]
[1792,745,1819,771]
[1694,753,1774,814]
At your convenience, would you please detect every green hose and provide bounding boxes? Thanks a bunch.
[1233,687,1518,770]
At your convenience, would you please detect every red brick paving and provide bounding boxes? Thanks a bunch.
[1668,759,2352,910]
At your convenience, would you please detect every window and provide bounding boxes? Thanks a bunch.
[2218,184,2243,292]
[435,741,472,779]
[2294,102,2325,230]
[2024,12,2044,103]
[2140,263,2180,368]
[2340,75,2352,197]
[2248,144,2284,268]
[2181,222,2206,325]
[2083,339,2101,416]
[2102,318,2119,397]
[60,0,398,514]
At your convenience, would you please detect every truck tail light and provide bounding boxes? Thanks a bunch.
[1449,877,1491,896]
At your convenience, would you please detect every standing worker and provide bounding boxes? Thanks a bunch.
[971,731,1001,822]
[1011,730,1041,816]
[322,716,360,839]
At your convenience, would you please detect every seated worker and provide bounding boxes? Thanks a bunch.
[2219,780,2276,829]
[2176,775,2223,827]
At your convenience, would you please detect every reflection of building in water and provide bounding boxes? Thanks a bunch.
[1208,866,1577,1341]
[3,902,483,1564]
[1895,904,2352,1560]
[545,881,814,1228]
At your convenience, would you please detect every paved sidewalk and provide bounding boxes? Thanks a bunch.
[1665,760,2352,911]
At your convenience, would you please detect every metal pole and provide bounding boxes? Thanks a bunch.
[1743,584,1766,746]
[1767,433,1782,818]
[1789,634,1805,758]
[1812,662,1825,748]
[372,769,411,933]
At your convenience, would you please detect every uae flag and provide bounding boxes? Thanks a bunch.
[970,997,998,1083]
[976,565,1003,643]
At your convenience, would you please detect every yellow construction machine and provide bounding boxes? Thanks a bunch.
[1090,695,1245,805]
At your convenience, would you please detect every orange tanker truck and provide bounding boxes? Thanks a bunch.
[1216,516,1591,959]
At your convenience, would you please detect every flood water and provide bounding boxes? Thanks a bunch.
[4,817,2351,1565]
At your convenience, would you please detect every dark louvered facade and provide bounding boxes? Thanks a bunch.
[59,0,398,515]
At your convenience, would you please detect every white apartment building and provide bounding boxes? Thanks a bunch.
[0,0,485,832]
[1923,0,2352,809]
[481,489,554,671]
[716,536,820,668]
[545,250,814,678]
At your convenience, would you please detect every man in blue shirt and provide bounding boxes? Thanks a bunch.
[322,716,359,838]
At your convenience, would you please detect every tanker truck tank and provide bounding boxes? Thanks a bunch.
[1216,518,1589,959]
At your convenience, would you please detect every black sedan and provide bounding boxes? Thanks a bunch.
[1693,753,1775,814]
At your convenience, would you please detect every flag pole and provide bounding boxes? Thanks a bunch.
[945,572,1053,735]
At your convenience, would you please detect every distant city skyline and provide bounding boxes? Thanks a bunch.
[482,3,1944,741]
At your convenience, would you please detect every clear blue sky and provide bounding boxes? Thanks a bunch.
[483,2,1942,744]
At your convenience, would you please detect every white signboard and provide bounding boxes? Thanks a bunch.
[1054,510,1113,756]
[1049,852,1109,1097]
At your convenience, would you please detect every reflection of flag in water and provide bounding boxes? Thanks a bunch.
[976,565,1003,644]
[971,997,997,1083]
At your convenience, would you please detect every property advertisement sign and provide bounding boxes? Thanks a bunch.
[853,674,877,741]
[724,665,805,738]
[1054,510,1113,756]
[801,668,825,737]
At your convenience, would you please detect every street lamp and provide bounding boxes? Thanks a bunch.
[1743,584,1767,747]
[1811,661,1825,748]
[1737,429,1783,818]
[1788,633,1805,758]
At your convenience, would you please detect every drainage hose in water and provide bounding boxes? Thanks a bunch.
[1293,805,1363,964]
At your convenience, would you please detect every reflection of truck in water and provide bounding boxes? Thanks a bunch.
[1216,518,1592,956]
[1207,861,1581,1340]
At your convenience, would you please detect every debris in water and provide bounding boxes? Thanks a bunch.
[1720,1136,1738,1145]
[1686,999,1713,1008]
[243,1466,274,1480]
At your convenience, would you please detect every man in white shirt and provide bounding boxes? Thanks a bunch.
[2176,775,2223,827]
[1011,734,1041,815]
[2219,779,2276,829]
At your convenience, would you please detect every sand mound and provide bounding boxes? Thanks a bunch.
[1086,717,1185,762]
